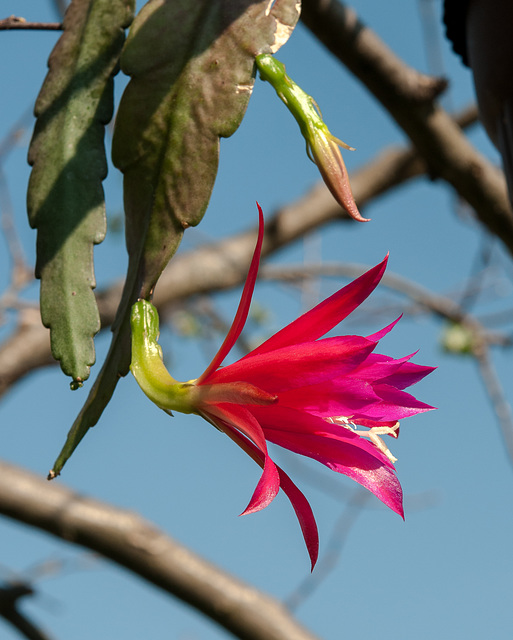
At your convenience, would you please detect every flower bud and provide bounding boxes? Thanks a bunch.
[255,53,369,222]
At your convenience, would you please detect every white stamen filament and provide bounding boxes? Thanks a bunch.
[328,417,400,464]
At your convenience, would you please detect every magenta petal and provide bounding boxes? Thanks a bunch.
[197,382,277,407]
[246,256,388,357]
[198,203,264,383]
[378,362,437,389]
[351,352,435,388]
[207,402,269,451]
[220,424,319,569]
[366,315,402,342]
[350,353,412,382]
[266,428,404,517]
[241,451,281,515]
[278,378,382,417]
[251,405,395,468]
[276,465,319,570]
[362,383,436,419]
[351,417,401,431]
[205,403,280,513]
[209,336,377,391]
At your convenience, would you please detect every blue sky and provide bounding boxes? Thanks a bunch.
[2,1,513,639]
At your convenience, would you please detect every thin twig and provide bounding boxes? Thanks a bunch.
[0,17,62,30]
[0,166,32,296]
[285,487,371,612]
[474,345,513,470]
[0,105,33,160]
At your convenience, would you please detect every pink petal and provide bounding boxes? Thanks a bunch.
[378,362,437,390]
[276,465,319,571]
[242,453,281,515]
[245,256,388,357]
[349,353,413,381]
[277,377,382,417]
[351,352,435,388]
[265,427,404,517]
[204,403,280,513]
[355,383,436,420]
[221,424,319,569]
[209,336,377,391]
[251,405,395,469]
[366,315,402,342]
[198,203,264,383]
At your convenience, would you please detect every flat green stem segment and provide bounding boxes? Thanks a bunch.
[111,0,301,310]
[49,0,300,477]
[27,0,134,387]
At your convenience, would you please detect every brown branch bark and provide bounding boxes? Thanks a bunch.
[300,0,513,256]
[0,460,320,640]
[0,17,62,30]
[0,106,479,398]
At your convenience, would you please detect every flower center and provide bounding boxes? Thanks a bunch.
[328,416,400,464]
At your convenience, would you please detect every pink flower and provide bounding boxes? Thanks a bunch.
[131,205,435,569]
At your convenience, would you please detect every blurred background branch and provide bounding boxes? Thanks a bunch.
[0,461,320,640]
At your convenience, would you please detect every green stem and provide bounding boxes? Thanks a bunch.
[130,300,195,414]
[255,53,319,140]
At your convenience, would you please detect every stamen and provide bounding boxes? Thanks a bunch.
[329,417,400,464]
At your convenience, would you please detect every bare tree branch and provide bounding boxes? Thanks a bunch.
[300,0,513,256]
[0,17,62,30]
[0,461,321,640]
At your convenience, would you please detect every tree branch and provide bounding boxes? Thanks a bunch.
[0,460,320,640]
[0,17,62,30]
[300,0,513,256]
